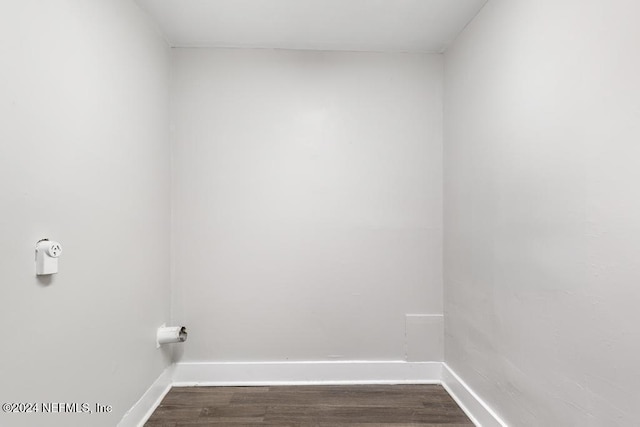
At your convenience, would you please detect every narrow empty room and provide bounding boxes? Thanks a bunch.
[1,1,639,426]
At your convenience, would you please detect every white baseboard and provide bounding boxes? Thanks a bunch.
[172,360,442,386]
[441,363,507,427]
[119,361,506,427]
[117,364,174,427]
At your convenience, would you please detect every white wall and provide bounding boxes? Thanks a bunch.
[171,49,443,362]
[444,0,640,425]
[0,1,171,426]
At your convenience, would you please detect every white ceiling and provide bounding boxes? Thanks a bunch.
[135,0,487,53]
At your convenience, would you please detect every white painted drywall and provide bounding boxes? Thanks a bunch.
[0,1,171,426]
[171,49,443,362]
[444,0,640,425]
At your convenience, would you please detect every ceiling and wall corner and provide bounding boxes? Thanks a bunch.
[135,0,488,52]
[136,0,487,365]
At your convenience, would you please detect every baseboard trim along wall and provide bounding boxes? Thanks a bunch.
[117,364,174,427]
[172,361,442,386]
[441,363,508,427]
[120,361,507,427]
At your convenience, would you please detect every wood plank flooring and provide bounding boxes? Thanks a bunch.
[145,385,474,426]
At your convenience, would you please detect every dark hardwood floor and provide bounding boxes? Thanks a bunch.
[145,384,474,426]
